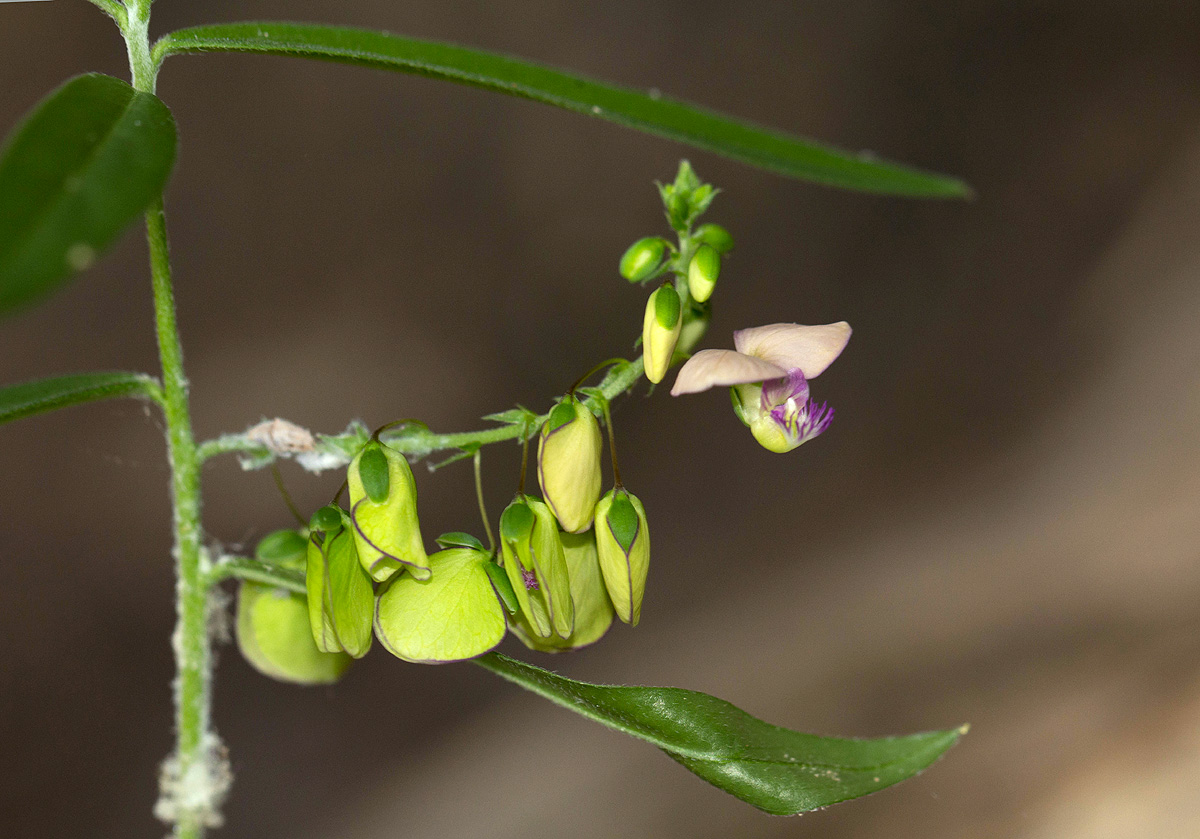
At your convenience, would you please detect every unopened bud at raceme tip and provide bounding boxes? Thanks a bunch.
[687,243,720,303]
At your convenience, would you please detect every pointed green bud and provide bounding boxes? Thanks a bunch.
[695,223,734,255]
[347,443,430,582]
[511,530,615,652]
[499,496,574,639]
[642,285,683,384]
[619,237,668,282]
[254,529,308,568]
[374,548,508,663]
[537,395,602,533]
[674,160,702,193]
[237,581,351,684]
[594,488,650,626]
[306,518,373,658]
[687,244,721,303]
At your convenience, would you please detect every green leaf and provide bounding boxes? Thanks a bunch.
[0,74,177,314]
[154,23,970,197]
[475,652,965,814]
[0,371,159,426]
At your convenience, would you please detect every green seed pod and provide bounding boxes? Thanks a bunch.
[347,442,431,582]
[642,284,683,384]
[687,243,721,303]
[374,548,508,663]
[594,488,650,626]
[254,529,308,568]
[511,530,615,652]
[619,237,668,282]
[695,223,734,255]
[537,396,603,534]
[236,581,351,684]
[306,513,373,658]
[499,496,574,639]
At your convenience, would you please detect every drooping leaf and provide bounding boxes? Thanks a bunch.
[0,74,177,313]
[154,23,970,197]
[475,652,964,814]
[0,371,159,426]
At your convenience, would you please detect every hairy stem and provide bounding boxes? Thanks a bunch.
[197,355,647,467]
[124,3,219,836]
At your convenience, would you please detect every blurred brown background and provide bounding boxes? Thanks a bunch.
[3,1,1200,837]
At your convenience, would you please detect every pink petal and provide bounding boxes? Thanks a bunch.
[732,322,851,378]
[669,349,787,396]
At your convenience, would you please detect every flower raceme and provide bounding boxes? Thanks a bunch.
[671,322,851,453]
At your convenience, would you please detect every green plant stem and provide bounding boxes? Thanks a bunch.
[209,556,306,594]
[123,3,215,837]
[84,0,126,26]
[196,355,648,467]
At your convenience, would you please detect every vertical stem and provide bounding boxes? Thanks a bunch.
[123,3,219,836]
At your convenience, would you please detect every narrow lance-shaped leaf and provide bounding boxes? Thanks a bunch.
[0,371,159,426]
[153,23,970,197]
[0,74,178,314]
[475,652,965,815]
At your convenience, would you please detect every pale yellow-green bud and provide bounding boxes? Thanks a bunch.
[642,285,683,384]
[499,496,574,639]
[594,488,650,625]
[687,243,720,303]
[236,581,351,684]
[537,396,602,533]
[510,530,615,652]
[347,442,431,582]
[374,547,508,663]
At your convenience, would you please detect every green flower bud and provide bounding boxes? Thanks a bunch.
[254,529,308,568]
[347,442,431,582]
[499,496,574,639]
[619,237,668,282]
[374,548,508,663]
[695,223,734,255]
[642,285,683,384]
[594,488,650,626]
[306,514,373,658]
[687,244,721,303]
[236,581,351,684]
[537,396,602,533]
[511,530,614,652]
[310,504,343,536]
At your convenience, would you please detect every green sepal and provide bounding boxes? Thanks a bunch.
[546,399,576,434]
[374,548,507,663]
[595,488,651,626]
[484,561,520,615]
[347,443,431,582]
[731,384,755,427]
[357,443,390,504]
[254,529,308,568]
[305,520,373,658]
[237,581,351,684]
[694,223,733,254]
[499,499,535,545]
[606,492,640,553]
[309,505,344,537]
[654,284,681,330]
[436,531,486,551]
